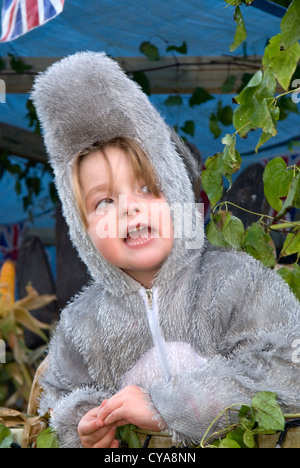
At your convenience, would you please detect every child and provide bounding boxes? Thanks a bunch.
[32,52,300,448]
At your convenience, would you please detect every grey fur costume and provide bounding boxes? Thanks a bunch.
[32,52,300,448]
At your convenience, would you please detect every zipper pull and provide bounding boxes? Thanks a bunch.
[146,288,153,308]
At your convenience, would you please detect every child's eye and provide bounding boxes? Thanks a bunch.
[141,185,151,194]
[96,198,114,210]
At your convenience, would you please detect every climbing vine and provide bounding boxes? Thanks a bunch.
[135,0,300,300]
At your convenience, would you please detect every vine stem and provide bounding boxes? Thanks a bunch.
[213,201,300,231]
[212,201,274,221]
[199,403,245,448]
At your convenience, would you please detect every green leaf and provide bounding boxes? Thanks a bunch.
[8,53,32,73]
[131,71,151,96]
[221,134,242,185]
[263,157,294,212]
[0,57,6,72]
[224,0,243,5]
[0,424,14,448]
[219,437,241,448]
[139,41,160,61]
[263,34,300,91]
[278,265,300,301]
[280,230,300,257]
[164,95,183,106]
[180,120,195,137]
[243,429,256,448]
[233,70,278,143]
[206,213,244,249]
[206,217,229,248]
[230,6,247,52]
[116,424,141,448]
[224,0,253,4]
[226,426,249,448]
[37,428,60,449]
[251,100,277,136]
[218,105,234,126]
[251,392,285,432]
[242,222,276,268]
[278,96,299,121]
[189,87,214,107]
[202,154,224,207]
[202,135,241,206]
[209,113,222,139]
[166,41,188,54]
[222,75,237,93]
[276,173,300,218]
[280,0,300,49]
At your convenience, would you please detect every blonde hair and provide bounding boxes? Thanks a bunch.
[72,136,161,229]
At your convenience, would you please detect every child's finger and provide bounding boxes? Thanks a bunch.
[78,415,103,437]
[110,438,120,449]
[92,425,117,449]
[97,399,109,423]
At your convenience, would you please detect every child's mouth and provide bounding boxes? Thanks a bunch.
[125,224,154,248]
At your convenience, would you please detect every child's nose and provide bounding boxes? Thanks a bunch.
[119,194,145,217]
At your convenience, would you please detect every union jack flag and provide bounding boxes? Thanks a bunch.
[0,222,27,263]
[1,0,65,42]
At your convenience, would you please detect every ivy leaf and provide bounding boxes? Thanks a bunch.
[219,437,241,448]
[189,87,214,107]
[280,0,300,49]
[37,428,60,449]
[8,53,32,73]
[202,135,241,207]
[218,104,234,126]
[206,212,244,249]
[115,424,141,448]
[209,113,222,139]
[278,265,300,301]
[221,133,242,187]
[243,429,256,448]
[233,70,278,143]
[139,41,160,61]
[242,222,276,268]
[201,153,224,207]
[222,75,237,93]
[164,95,183,106]
[166,41,188,54]
[0,56,6,72]
[263,34,300,91]
[251,100,277,137]
[277,96,299,121]
[180,120,195,137]
[224,0,253,4]
[280,230,300,257]
[276,173,300,218]
[131,71,151,96]
[0,424,14,448]
[263,157,294,212]
[230,6,247,52]
[251,392,285,432]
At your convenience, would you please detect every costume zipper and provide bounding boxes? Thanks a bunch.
[142,287,172,382]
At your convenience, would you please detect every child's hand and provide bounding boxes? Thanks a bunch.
[97,386,165,432]
[78,402,120,448]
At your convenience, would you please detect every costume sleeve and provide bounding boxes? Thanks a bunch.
[148,256,300,445]
[38,317,113,448]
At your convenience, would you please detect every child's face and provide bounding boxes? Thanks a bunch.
[79,146,174,287]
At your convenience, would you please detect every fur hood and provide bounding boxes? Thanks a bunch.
[31,51,204,293]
